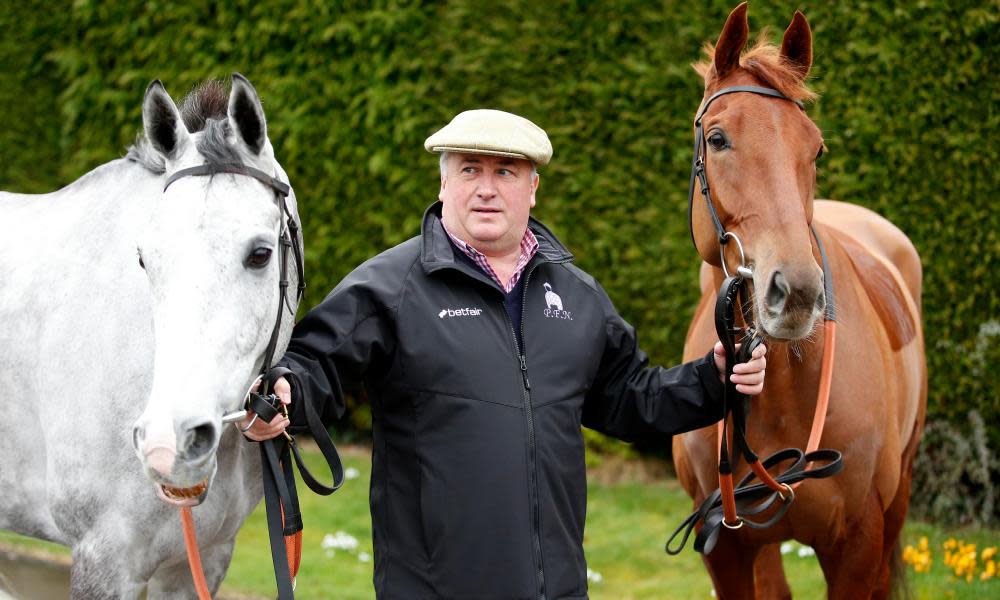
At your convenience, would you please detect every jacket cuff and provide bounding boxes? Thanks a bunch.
[696,349,725,407]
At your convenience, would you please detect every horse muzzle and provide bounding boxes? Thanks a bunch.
[756,267,826,340]
[132,415,221,506]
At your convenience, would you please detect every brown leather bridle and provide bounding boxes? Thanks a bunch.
[668,86,843,555]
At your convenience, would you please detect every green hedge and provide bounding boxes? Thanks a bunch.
[2,1,996,444]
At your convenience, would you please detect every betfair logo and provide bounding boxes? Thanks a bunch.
[438,307,483,318]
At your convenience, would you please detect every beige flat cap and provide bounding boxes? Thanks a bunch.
[424,109,553,166]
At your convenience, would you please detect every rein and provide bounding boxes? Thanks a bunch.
[667,86,844,555]
[163,163,345,598]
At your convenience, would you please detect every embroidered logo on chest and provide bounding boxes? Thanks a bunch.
[542,282,573,320]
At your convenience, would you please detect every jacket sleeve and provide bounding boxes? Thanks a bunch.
[273,259,400,432]
[581,286,725,442]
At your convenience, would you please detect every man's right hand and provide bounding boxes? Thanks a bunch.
[239,376,292,441]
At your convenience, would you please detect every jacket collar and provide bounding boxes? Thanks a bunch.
[420,201,573,275]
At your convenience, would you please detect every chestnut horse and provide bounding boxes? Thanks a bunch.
[672,4,926,599]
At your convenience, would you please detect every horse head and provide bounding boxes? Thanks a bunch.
[130,75,302,506]
[690,2,826,341]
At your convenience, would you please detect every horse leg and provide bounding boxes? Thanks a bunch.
[753,543,792,600]
[703,535,757,600]
[146,541,235,599]
[70,539,145,600]
[871,437,919,600]
[816,488,885,600]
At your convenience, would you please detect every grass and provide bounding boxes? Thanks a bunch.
[2,446,997,598]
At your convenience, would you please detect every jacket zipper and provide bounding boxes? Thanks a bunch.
[503,266,546,600]
[459,251,570,599]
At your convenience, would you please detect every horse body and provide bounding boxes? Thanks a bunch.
[0,76,298,598]
[672,5,926,599]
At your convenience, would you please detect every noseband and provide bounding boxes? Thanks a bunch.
[668,86,843,556]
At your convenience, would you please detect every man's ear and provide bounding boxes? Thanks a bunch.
[529,174,539,208]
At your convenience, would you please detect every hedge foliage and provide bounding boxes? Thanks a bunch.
[2,2,997,445]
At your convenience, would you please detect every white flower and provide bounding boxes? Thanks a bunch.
[345,467,360,480]
[586,568,603,583]
[358,552,372,562]
[797,546,816,558]
[780,542,795,555]
[321,531,359,552]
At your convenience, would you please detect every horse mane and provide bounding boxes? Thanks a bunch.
[126,79,246,174]
[694,32,817,103]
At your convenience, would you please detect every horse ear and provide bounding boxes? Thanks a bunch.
[715,2,749,80]
[780,10,813,78]
[142,80,189,159]
[228,73,267,155]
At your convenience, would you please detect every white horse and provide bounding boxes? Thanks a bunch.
[0,74,302,598]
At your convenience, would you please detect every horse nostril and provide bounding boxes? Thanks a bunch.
[766,271,789,310]
[132,424,144,452]
[179,421,218,461]
[814,286,827,312]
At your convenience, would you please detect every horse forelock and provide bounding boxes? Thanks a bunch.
[126,79,263,175]
[180,80,228,133]
[695,34,818,103]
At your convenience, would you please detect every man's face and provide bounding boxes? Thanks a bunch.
[439,153,538,256]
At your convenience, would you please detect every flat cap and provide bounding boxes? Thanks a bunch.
[424,109,552,166]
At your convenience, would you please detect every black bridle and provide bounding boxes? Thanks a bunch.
[164,163,344,598]
[165,162,306,377]
[668,86,843,556]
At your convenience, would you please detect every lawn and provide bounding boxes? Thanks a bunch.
[2,445,997,599]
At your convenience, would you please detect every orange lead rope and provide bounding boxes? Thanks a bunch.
[181,504,304,600]
[180,507,213,600]
[714,318,837,502]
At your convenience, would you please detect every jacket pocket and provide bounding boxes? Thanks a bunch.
[413,389,537,599]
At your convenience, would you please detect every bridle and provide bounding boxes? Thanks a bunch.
[162,163,344,599]
[165,162,306,386]
[667,86,844,555]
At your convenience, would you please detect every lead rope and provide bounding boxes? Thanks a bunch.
[180,507,213,600]
[666,228,843,555]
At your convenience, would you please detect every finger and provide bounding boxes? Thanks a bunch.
[752,344,767,359]
[731,372,765,386]
[735,382,764,395]
[245,418,290,441]
[273,377,292,405]
[732,356,766,374]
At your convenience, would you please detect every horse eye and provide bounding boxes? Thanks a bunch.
[707,131,729,151]
[137,249,146,270]
[246,247,273,269]
[816,143,827,160]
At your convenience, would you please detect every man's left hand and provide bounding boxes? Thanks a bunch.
[713,342,767,395]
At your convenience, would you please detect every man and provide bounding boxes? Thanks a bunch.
[244,109,766,599]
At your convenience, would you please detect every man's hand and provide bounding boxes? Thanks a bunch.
[713,342,767,395]
[238,376,292,441]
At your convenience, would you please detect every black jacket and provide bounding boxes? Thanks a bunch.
[277,203,724,599]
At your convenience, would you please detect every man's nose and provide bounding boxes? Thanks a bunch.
[476,174,498,198]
